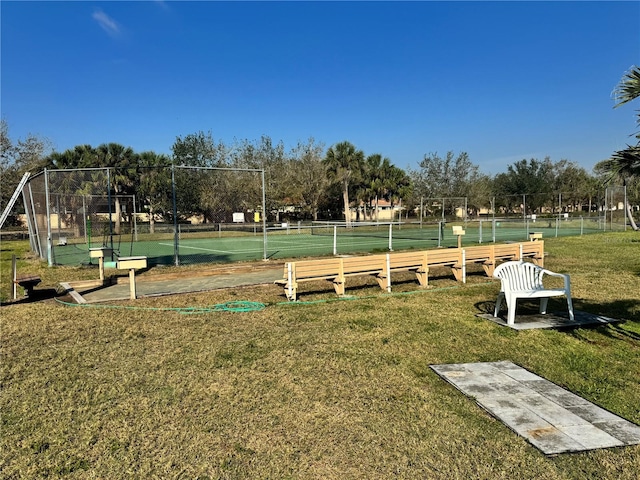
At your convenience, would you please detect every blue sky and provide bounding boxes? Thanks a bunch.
[2,1,639,174]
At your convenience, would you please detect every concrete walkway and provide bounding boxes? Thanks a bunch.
[65,265,283,303]
[431,361,640,455]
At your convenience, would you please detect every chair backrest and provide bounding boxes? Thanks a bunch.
[493,261,543,292]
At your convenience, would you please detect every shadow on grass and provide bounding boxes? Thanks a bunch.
[565,298,640,346]
[1,288,60,306]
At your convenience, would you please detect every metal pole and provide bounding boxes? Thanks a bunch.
[262,169,267,260]
[133,195,138,242]
[464,197,468,226]
[107,168,114,259]
[44,169,53,266]
[333,225,337,255]
[624,185,628,231]
[22,184,36,253]
[12,254,17,300]
[388,222,393,251]
[171,165,179,266]
[420,196,423,228]
[28,183,42,258]
[83,196,88,247]
[558,192,562,234]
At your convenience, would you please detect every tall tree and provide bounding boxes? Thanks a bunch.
[323,141,364,227]
[359,154,386,221]
[598,65,640,230]
[136,151,172,234]
[231,136,289,222]
[493,158,555,215]
[612,65,640,136]
[384,163,412,221]
[171,131,228,222]
[289,138,328,221]
[96,143,137,234]
[595,147,640,230]
[553,160,595,214]
[172,130,226,167]
[409,151,480,217]
[0,120,53,222]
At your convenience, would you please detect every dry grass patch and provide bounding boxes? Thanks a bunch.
[1,232,639,478]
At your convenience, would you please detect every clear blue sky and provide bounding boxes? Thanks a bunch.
[2,1,639,174]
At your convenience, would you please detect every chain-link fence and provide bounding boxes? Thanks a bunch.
[19,169,630,267]
[22,166,266,266]
[603,186,630,231]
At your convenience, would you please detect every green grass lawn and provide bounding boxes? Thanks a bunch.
[1,232,639,478]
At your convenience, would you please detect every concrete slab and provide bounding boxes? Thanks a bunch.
[430,361,640,455]
[477,310,622,330]
[62,266,283,303]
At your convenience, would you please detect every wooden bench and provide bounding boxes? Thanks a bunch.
[387,250,428,287]
[275,241,545,300]
[275,255,389,301]
[520,240,544,267]
[426,248,464,282]
[275,257,345,301]
[339,255,389,295]
[463,245,495,277]
[493,260,573,325]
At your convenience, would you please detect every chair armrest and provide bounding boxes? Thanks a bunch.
[541,269,571,290]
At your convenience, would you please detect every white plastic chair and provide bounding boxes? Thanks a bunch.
[493,261,574,325]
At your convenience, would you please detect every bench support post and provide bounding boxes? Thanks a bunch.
[129,268,137,300]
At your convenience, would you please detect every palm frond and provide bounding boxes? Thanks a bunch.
[613,65,640,108]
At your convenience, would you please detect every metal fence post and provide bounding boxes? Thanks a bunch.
[171,164,179,266]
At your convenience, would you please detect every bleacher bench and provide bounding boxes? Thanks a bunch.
[275,241,545,301]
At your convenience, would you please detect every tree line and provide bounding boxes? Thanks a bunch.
[1,123,638,228]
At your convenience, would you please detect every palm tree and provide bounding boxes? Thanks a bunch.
[600,65,640,230]
[323,141,364,227]
[613,66,640,115]
[137,151,172,234]
[595,147,640,230]
[96,143,137,234]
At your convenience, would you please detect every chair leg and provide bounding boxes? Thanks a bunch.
[494,292,505,317]
[507,298,517,325]
[539,297,549,315]
[566,296,575,321]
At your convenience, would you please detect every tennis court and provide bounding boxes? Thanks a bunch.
[49,219,603,267]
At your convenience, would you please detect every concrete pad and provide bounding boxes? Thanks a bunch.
[477,310,622,330]
[430,361,640,455]
[63,266,283,303]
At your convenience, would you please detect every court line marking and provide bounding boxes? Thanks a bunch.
[158,242,234,254]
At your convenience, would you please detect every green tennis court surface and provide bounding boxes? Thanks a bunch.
[49,222,602,267]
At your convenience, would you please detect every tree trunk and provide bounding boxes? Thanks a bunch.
[149,205,155,234]
[375,196,380,222]
[114,197,122,235]
[626,201,639,230]
[342,184,351,228]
